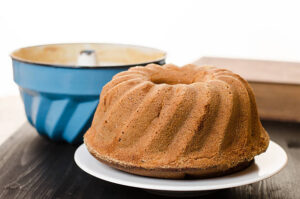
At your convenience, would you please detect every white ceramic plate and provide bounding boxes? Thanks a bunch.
[74,141,287,196]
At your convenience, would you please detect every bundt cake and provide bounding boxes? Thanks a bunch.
[84,63,269,179]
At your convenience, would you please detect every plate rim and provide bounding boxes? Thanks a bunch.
[74,140,287,191]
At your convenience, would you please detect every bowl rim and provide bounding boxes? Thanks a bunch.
[10,43,166,69]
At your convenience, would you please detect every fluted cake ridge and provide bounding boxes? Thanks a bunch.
[84,64,269,178]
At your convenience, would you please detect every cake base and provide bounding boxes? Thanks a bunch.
[85,143,253,179]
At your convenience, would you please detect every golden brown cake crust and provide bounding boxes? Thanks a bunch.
[84,63,270,179]
[85,138,254,179]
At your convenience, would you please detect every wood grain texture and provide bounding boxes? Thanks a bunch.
[0,121,299,199]
[251,83,300,122]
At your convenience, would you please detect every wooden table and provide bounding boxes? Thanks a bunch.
[0,120,299,199]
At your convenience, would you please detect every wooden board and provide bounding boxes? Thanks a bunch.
[195,57,300,84]
[0,122,299,199]
[194,57,300,122]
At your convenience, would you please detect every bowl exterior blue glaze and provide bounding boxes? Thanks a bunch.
[12,57,165,144]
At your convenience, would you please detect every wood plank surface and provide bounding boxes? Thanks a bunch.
[250,83,300,122]
[0,121,299,199]
[194,57,300,84]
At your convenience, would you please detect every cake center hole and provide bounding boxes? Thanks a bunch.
[151,77,193,85]
[150,70,195,85]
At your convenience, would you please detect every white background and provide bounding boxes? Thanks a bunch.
[1,0,300,97]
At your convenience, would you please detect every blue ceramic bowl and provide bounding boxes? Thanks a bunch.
[11,43,166,143]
